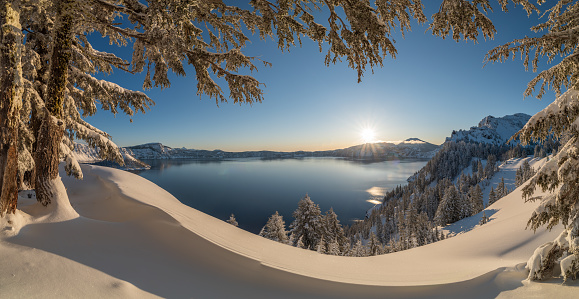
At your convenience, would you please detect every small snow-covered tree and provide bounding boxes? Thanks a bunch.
[259,211,288,244]
[350,239,368,257]
[479,210,489,225]
[327,239,341,256]
[290,194,322,250]
[226,213,238,227]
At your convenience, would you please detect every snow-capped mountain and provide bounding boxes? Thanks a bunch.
[446,113,531,145]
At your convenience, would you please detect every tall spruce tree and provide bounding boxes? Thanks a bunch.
[470,185,484,215]
[488,187,497,206]
[290,194,322,250]
[321,207,348,253]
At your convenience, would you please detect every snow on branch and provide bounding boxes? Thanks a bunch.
[69,66,154,116]
[67,119,124,166]
[516,89,579,144]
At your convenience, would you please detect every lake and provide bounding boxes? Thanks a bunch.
[135,158,427,234]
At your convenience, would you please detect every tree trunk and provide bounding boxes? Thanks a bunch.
[34,0,73,206]
[0,1,23,216]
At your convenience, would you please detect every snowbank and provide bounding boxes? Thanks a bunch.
[0,164,576,298]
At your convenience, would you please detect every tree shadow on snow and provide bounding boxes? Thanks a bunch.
[445,209,499,236]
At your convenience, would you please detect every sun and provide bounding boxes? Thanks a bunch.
[361,128,376,144]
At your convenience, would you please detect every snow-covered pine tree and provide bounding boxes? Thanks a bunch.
[321,207,348,253]
[226,213,238,227]
[259,211,288,244]
[350,239,368,257]
[479,210,489,225]
[488,187,497,206]
[534,145,541,158]
[368,232,382,256]
[497,177,508,199]
[290,194,322,250]
[316,237,326,254]
[485,155,497,179]
[13,0,152,208]
[0,0,23,215]
[327,239,341,256]
[477,160,484,181]
[484,0,579,282]
[435,185,461,226]
[470,185,484,215]
[515,166,523,187]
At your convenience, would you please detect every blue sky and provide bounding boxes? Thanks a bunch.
[86,3,553,151]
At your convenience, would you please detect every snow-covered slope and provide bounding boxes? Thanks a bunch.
[1,163,575,298]
[446,113,531,145]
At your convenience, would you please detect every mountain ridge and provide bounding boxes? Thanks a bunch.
[446,113,531,145]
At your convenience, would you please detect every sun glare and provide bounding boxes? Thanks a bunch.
[361,128,376,144]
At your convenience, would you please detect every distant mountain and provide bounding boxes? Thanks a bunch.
[73,144,150,170]
[446,113,531,145]
[119,139,440,161]
[333,138,439,160]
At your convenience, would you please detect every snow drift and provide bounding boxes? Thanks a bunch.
[0,161,576,298]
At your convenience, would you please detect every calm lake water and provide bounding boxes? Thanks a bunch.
[135,158,427,234]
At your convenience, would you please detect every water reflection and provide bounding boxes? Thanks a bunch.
[133,157,427,234]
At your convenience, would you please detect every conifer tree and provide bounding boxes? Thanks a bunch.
[488,187,497,206]
[470,185,484,215]
[497,178,504,199]
[295,235,306,249]
[350,239,367,257]
[226,213,238,227]
[534,145,541,158]
[290,194,322,250]
[0,0,23,215]
[479,210,489,225]
[484,0,579,281]
[327,239,341,256]
[435,185,461,226]
[317,237,326,254]
[477,160,484,181]
[259,211,288,244]
[368,232,382,256]
[321,207,348,253]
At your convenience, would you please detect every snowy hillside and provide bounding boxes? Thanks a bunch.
[446,113,531,145]
[123,139,440,161]
[442,156,547,236]
[0,163,574,298]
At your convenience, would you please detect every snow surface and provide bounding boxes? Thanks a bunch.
[1,163,577,298]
